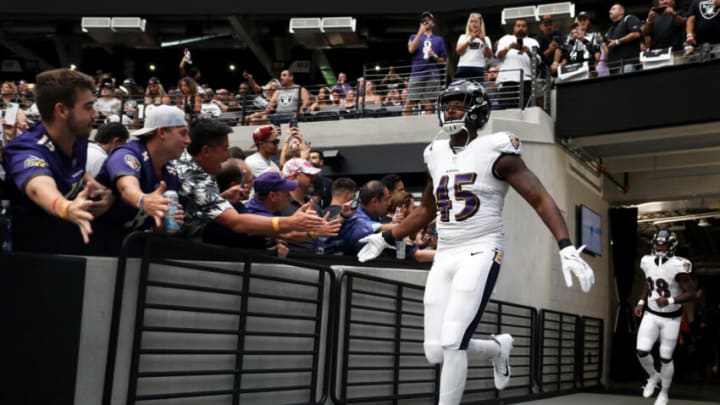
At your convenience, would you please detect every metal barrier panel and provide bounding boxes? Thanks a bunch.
[538,310,581,393]
[333,271,536,404]
[115,234,334,405]
[580,316,604,388]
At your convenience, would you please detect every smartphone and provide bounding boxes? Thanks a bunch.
[289,120,298,128]
[653,6,667,14]
[351,190,360,210]
[517,37,524,48]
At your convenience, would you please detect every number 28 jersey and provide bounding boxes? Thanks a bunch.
[640,254,692,314]
[423,131,522,245]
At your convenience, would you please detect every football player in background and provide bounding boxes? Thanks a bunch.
[356,79,595,405]
[634,229,696,405]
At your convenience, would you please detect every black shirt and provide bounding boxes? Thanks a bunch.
[606,14,642,62]
[690,0,720,44]
[535,29,564,66]
[649,12,687,51]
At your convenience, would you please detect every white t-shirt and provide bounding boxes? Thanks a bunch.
[457,35,493,68]
[201,102,222,118]
[86,142,108,178]
[245,152,279,177]
[423,131,522,246]
[495,35,540,83]
[95,97,121,115]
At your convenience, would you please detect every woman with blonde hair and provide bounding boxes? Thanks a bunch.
[455,13,493,80]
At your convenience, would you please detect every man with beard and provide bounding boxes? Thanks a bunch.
[2,68,112,253]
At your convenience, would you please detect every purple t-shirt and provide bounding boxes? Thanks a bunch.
[2,122,87,213]
[409,33,447,77]
[96,140,180,229]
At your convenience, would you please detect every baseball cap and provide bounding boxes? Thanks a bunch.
[122,78,136,87]
[148,76,160,85]
[421,11,434,21]
[253,171,298,194]
[282,158,321,177]
[577,11,589,19]
[133,105,187,137]
[541,15,553,23]
[251,125,275,147]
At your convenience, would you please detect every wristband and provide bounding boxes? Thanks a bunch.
[615,39,621,46]
[60,201,71,220]
[382,230,396,245]
[51,196,61,213]
[637,299,645,306]
[272,216,280,233]
[667,297,675,305]
[136,193,145,209]
[340,212,350,220]
[557,238,573,250]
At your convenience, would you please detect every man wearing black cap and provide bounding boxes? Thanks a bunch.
[405,10,447,116]
[535,15,564,69]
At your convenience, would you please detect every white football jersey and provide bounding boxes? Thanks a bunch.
[640,254,692,313]
[423,131,522,245]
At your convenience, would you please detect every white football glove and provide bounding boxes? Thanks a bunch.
[559,245,595,293]
[357,233,395,263]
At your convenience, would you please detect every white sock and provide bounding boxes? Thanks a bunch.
[438,349,467,405]
[638,354,657,377]
[467,338,500,361]
[660,360,674,394]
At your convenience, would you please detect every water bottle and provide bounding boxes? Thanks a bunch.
[0,200,12,252]
[163,190,181,232]
[395,238,406,260]
[314,236,328,255]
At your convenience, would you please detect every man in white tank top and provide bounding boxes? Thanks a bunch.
[634,229,696,405]
[357,79,595,405]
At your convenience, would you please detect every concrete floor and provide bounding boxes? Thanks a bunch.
[516,393,718,404]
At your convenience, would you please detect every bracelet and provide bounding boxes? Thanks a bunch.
[136,193,145,209]
[60,201,71,220]
[51,196,61,213]
[272,216,280,233]
[557,239,573,250]
[340,212,350,220]
[667,297,675,305]
[637,299,645,306]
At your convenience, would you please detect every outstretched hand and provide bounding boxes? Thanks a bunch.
[559,245,595,293]
[143,181,171,228]
[66,186,96,244]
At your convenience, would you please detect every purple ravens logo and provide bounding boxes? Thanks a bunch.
[124,154,141,171]
[508,134,521,150]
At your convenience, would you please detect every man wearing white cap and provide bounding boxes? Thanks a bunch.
[95,105,189,242]
[280,157,321,216]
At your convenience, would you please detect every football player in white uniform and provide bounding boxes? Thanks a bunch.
[634,229,696,405]
[357,79,594,405]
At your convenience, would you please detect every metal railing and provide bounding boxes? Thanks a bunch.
[537,310,582,393]
[106,232,336,405]
[332,271,538,404]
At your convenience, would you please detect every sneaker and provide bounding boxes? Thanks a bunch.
[643,373,660,398]
[491,333,514,390]
[654,392,668,405]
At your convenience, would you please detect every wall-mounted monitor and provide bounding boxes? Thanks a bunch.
[576,205,602,256]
